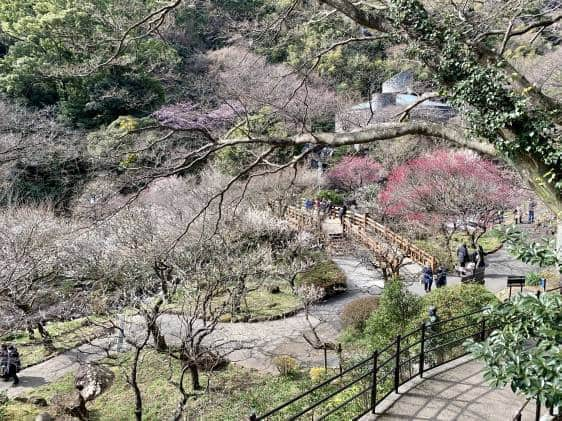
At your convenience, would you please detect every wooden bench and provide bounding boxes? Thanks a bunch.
[507,275,526,298]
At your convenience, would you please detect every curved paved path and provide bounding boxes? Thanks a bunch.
[362,356,539,421]
[0,255,384,398]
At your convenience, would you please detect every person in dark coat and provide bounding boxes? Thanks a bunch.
[457,243,469,269]
[435,266,447,288]
[422,266,433,292]
[475,245,485,268]
[338,204,347,225]
[2,345,20,386]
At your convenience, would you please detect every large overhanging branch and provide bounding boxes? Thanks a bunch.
[220,121,498,157]
[319,0,393,32]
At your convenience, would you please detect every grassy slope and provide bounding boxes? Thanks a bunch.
[1,351,316,421]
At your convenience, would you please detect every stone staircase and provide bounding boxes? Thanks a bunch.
[326,232,352,256]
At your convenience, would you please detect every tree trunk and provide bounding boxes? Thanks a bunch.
[37,322,55,352]
[149,322,168,352]
[189,362,201,391]
[131,347,143,421]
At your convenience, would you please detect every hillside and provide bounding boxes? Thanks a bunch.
[0,1,560,420]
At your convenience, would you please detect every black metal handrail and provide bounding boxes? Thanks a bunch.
[250,307,486,420]
[250,286,560,420]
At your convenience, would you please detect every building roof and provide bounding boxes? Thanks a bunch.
[382,70,414,93]
[351,94,452,110]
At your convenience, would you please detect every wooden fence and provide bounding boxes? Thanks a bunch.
[285,205,438,271]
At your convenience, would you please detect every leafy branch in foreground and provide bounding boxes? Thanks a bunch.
[492,225,560,271]
[466,293,562,409]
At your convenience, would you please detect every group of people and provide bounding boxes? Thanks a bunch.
[457,243,486,275]
[303,197,334,214]
[421,265,447,292]
[512,199,537,224]
[302,198,353,226]
[0,344,21,386]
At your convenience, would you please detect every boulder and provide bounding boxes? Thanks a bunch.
[75,363,114,403]
[35,413,53,421]
[51,363,114,421]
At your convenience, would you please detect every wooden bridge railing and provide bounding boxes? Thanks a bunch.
[285,205,438,271]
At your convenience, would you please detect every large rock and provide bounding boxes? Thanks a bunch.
[75,363,114,403]
[51,364,115,420]
[35,413,53,421]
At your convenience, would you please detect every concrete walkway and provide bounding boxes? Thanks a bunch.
[363,356,538,420]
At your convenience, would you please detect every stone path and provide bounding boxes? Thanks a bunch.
[0,254,385,398]
[361,356,539,420]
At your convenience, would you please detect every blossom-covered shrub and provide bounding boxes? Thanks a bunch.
[327,156,384,191]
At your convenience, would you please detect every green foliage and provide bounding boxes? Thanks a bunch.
[467,292,562,408]
[0,0,178,125]
[363,278,422,350]
[296,260,346,297]
[255,12,394,96]
[3,145,91,208]
[387,0,561,192]
[492,225,559,271]
[341,296,379,331]
[525,272,542,286]
[315,189,344,205]
[417,284,498,323]
[217,107,299,176]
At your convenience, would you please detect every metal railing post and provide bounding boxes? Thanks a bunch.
[370,350,378,414]
[249,413,257,421]
[535,398,541,421]
[419,323,426,378]
[394,335,401,393]
[480,318,486,342]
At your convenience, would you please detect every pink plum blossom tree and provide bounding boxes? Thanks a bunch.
[327,156,385,191]
[379,149,519,251]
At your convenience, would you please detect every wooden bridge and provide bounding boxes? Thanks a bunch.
[285,205,438,271]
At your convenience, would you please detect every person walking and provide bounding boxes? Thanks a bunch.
[2,344,20,386]
[435,266,447,288]
[457,243,469,272]
[422,266,433,292]
[528,199,536,223]
[338,204,347,225]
